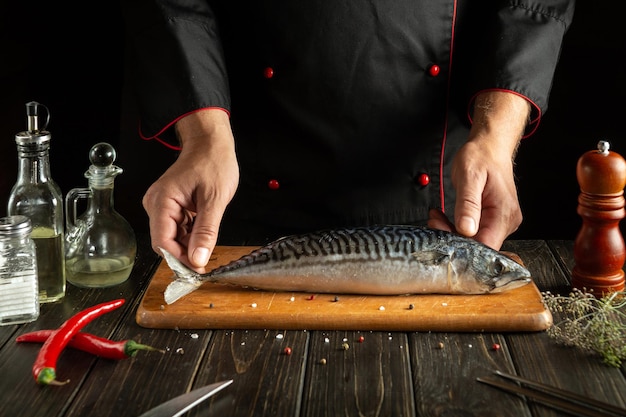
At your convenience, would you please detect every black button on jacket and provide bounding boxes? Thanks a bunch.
[123,0,575,244]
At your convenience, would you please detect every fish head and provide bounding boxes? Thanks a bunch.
[451,245,532,294]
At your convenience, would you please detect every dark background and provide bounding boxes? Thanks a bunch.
[1,2,624,240]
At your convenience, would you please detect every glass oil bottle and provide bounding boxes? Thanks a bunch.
[65,142,136,287]
[7,102,66,303]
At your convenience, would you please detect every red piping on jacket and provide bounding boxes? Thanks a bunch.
[438,0,458,213]
[137,107,231,151]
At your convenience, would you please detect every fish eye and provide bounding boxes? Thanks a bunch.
[492,258,505,275]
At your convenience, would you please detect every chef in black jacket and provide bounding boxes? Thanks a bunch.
[122,0,575,271]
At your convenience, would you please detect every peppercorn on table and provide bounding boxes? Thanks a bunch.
[1,234,625,417]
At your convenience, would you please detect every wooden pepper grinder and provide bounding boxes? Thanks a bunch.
[572,140,626,294]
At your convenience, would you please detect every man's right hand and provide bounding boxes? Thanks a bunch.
[142,108,239,272]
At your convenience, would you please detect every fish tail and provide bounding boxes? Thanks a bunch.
[158,247,205,304]
[164,280,203,304]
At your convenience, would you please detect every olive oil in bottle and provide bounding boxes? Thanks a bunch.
[65,142,136,288]
[7,102,65,303]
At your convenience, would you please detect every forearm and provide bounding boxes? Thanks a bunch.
[468,91,531,160]
[175,109,235,155]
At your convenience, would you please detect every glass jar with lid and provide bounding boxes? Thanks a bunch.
[0,215,39,325]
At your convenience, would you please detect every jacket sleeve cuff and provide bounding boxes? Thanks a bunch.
[137,107,231,151]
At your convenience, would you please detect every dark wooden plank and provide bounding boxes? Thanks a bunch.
[546,240,576,275]
[3,237,625,417]
[549,239,626,277]
[191,329,309,416]
[548,239,626,376]
[0,288,141,417]
[407,240,611,416]
[506,239,626,416]
[301,331,415,417]
[0,233,160,417]
[502,240,571,293]
[66,326,214,417]
[0,323,18,348]
[507,332,626,416]
[410,332,531,416]
[0,290,141,417]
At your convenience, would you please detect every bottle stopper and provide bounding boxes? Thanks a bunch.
[85,142,123,187]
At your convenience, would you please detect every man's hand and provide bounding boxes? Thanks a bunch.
[142,109,239,271]
[429,91,530,250]
[450,137,522,249]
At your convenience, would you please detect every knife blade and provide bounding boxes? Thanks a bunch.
[138,380,233,417]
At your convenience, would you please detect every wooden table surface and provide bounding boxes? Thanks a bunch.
[1,234,625,417]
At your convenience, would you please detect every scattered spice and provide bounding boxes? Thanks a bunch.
[333,296,340,302]
[408,304,415,310]
[319,358,327,365]
[358,336,365,343]
[308,295,316,300]
[492,343,501,351]
[31,299,126,385]
[342,342,350,350]
[283,347,292,355]
[251,303,257,308]
[176,347,185,355]
[379,306,385,311]
[437,342,445,349]
[209,303,214,308]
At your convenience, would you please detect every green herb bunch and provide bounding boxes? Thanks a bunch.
[542,289,626,367]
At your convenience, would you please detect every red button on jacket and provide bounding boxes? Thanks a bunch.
[416,173,430,186]
[268,179,280,189]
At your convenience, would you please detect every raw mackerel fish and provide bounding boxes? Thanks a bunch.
[160,225,531,304]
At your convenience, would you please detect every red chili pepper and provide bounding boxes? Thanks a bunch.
[32,298,125,386]
[17,330,163,360]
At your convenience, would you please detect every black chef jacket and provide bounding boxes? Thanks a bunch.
[123,0,575,244]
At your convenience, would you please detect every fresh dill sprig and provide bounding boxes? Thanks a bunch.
[542,288,626,367]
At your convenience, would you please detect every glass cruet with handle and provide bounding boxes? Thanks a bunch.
[64,142,136,288]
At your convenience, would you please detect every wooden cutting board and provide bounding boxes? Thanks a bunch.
[136,246,552,332]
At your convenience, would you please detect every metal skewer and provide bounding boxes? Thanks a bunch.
[477,370,626,417]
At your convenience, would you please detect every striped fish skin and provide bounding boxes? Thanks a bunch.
[160,226,531,304]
